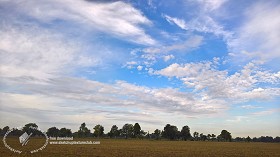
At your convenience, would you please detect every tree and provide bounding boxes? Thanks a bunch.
[78,123,91,137]
[59,128,72,137]
[193,131,199,141]
[23,123,41,136]
[207,134,211,141]
[246,136,251,142]
[274,136,280,142]
[47,127,60,137]
[200,133,207,141]
[133,123,141,138]
[220,130,232,142]
[108,125,119,138]
[93,124,104,138]
[211,134,216,141]
[23,123,38,133]
[139,130,146,139]
[252,137,258,142]
[162,124,179,140]
[259,136,273,142]
[154,129,161,140]
[181,125,191,141]
[121,124,134,139]
[1,126,9,136]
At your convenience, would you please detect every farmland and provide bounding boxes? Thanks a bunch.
[1,138,280,157]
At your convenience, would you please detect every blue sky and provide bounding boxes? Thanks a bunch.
[0,0,279,137]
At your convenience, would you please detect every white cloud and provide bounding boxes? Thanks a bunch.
[0,25,99,80]
[197,0,228,11]
[137,65,143,71]
[123,61,138,69]
[226,116,248,123]
[164,15,187,29]
[241,105,262,109]
[228,1,280,61]
[143,35,203,54]
[163,55,175,62]
[164,0,232,45]
[155,60,280,103]
[251,109,280,116]
[0,0,155,45]
[124,36,203,70]
[0,76,228,131]
[164,14,232,42]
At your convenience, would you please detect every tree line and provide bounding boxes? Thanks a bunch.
[0,123,279,143]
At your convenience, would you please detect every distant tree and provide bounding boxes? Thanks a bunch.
[246,136,251,142]
[47,127,60,137]
[211,134,216,141]
[235,137,243,142]
[59,128,72,137]
[139,130,147,139]
[217,135,221,141]
[259,136,273,142]
[23,123,41,136]
[133,123,141,138]
[146,131,151,139]
[122,124,134,139]
[193,131,199,141]
[181,125,191,141]
[108,125,119,138]
[78,123,91,137]
[220,130,232,142]
[274,136,280,142]
[252,137,258,142]
[93,124,104,138]
[1,126,9,136]
[23,123,38,133]
[11,128,23,136]
[154,129,161,140]
[207,134,211,141]
[200,133,207,141]
[162,124,178,140]
[119,129,123,137]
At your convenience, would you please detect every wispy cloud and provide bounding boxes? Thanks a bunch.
[143,35,203,54]
[251,108,280,116]
[196,0,228,11]
[0,0,155,45]
[228,1,280,62]
[226,116,248,123]
[240,105,262,109]
[164,14,232,43]
[0,25,99,80]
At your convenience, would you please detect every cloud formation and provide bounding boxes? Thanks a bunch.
[0,0,155,45]
[164,14,232,42]
[155,60,280,103]
[0,25,98,80]
[228,1,280,61]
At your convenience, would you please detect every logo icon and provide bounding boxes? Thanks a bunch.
[3,125,48,154]
[19,132,33,146]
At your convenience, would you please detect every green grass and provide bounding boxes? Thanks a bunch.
[1,138,280,156]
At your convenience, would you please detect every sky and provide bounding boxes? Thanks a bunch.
[0,0,279,137]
